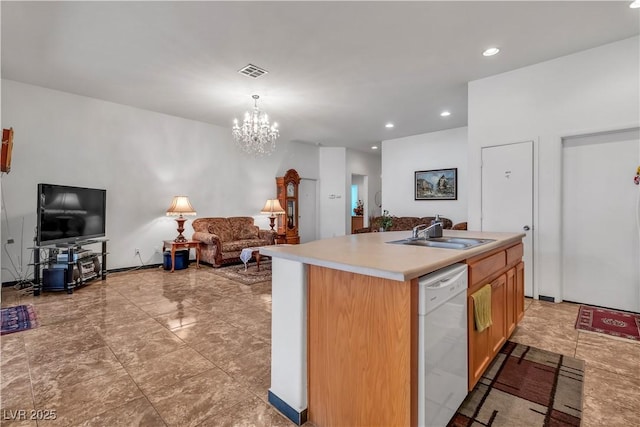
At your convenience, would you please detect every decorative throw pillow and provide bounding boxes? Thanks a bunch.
[238,225,259,240]
[208,222,233,241]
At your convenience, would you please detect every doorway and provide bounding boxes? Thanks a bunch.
[561,128,640,312]
[481,141,534,297]
[351,174,369,232]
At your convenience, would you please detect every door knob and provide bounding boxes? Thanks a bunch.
[523,225,530,231]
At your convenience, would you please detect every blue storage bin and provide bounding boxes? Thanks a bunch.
[42,267,67,290]
[163,250,190,270]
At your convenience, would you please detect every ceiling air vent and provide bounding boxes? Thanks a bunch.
[238,64,269,79]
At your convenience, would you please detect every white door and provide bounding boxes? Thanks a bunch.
[298,178,318,243]
[562,129,640,312]
[482,141,534,297]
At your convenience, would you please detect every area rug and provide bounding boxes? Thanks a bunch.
[0,304,38,335]
[448,341,584,427]
[575,304,640,342]
[210,260,272,285]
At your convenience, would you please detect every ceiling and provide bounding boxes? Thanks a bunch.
[2,1,639,152]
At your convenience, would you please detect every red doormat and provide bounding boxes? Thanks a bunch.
[575,305,640,342]
[1,304,38,335]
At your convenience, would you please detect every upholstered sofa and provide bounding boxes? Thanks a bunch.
[355,216,454,233]
[192,217,276,267]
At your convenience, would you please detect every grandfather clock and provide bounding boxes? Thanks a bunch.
[276,169,300,244]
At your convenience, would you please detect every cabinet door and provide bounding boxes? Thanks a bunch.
[516,262,525,322]
[468,293,491,391]
[505,268,517,337]
[489,274,507,356]
[351,216,363,234]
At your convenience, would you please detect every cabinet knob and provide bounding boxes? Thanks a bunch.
[523,225,530,231]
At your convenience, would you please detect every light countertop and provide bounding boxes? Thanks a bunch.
[260,230,525,281]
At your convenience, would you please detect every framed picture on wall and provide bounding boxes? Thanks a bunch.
[415,168,457,200]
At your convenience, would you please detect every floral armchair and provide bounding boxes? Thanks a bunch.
[192,217,276,267]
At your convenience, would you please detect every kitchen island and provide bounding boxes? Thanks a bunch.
[260,229,525,426]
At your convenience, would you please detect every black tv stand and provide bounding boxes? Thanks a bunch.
[31,238,108,295]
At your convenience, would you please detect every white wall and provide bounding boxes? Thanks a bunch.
[318,147,347,239]
[0,79,319,282]
[277,142,320,182]
[381,127,468,224]
[316,147,382,238]
[468,36,640,300]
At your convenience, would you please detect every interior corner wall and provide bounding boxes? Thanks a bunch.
[381,127,468,224]
[468,36,640,301]
[277,142,320,182]
[318,147,347,239]
[0,79,319,283]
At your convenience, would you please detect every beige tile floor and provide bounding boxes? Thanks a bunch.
[511,298,640,427]
[1,266,639,426]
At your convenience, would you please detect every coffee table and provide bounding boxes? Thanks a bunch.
[240,247,268,271]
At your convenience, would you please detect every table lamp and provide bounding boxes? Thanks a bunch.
[261,199,285,231]
[166,196,197,242]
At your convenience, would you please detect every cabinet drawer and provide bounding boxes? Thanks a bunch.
[506,243,523,266]
[469,251,506,286]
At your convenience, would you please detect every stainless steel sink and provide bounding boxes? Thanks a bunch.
[387,236,495,250]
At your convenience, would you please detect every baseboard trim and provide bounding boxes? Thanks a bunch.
[2,264,165,287]
[107,263,163,274]
[538,295,555,302]
[2,280,32,288]
[268,390,307,425]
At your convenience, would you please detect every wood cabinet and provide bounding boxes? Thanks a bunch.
[506,268,517,337]
[516,261,525,322]
[308,265,417,427]
[351,216,363,234]
[467,292,491,388]
[276,169,301,244]
[505,261,526,337]
[489,274,507,355]
[467,242,524,390]
[468,273,507,388]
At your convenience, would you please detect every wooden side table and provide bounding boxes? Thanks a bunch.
[162,240,201,272]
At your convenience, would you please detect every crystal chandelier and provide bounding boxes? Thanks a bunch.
[232,95,279,155]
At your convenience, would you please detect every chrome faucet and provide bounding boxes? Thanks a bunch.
[412,224,428,239]
[411,222,443,239]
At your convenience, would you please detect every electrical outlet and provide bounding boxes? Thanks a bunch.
[135,248,140,256]
[6,238,14,244]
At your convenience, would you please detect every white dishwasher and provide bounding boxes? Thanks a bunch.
[418,263,468,427]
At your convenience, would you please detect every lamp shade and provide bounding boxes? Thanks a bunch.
[49,192,85,212]
[166,196,196,216]
[261,199,285,215]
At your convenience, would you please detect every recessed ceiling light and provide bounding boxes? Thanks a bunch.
[482,47,500,57]
[385,123,394,128]
[371,146,379,150]
[630,1,640,8]
[440,111,451,117]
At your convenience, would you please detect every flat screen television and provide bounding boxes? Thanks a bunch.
[36,184,106,246]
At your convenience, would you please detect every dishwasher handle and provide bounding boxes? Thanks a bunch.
[423,267,467,289]
[428,277,455,289]
[418,264,468,315]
